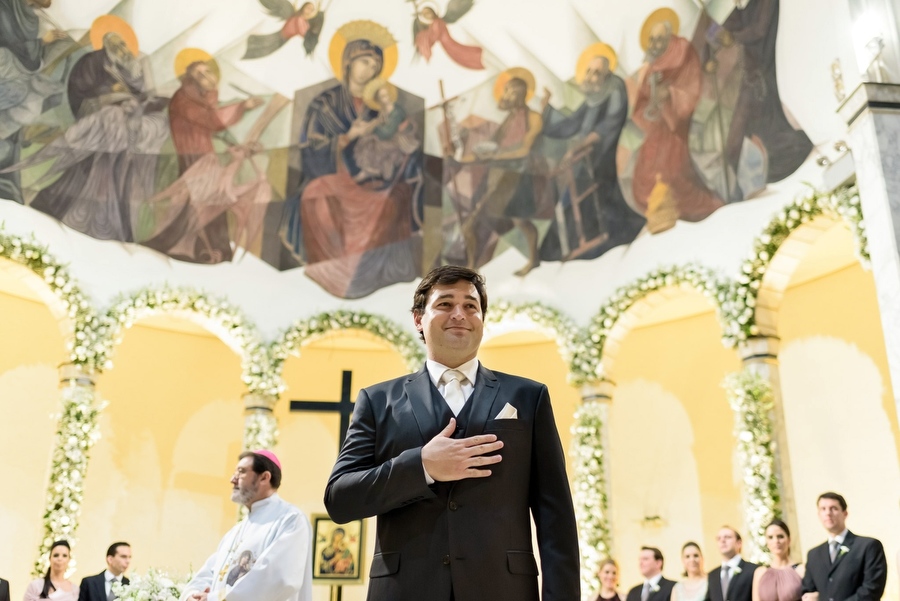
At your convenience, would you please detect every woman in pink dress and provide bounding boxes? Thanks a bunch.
[23,540,78,601]
[752,519,804,601]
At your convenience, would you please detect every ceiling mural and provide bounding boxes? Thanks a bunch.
[0,0,837,299]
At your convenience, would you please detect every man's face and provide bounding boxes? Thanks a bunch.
[716,528,741,558]
[348,56,379,87]
[190,63,219,92]
[638,550,661,578]
[498,83,524,111]
[817,498,848,534]
[414,280,484,367]
[231,456,261,505]
[106,546,131,576]
[582,57,609,95]
[647,23,671,60]
[104,33,133,64]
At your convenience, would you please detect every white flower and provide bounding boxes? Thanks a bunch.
[651,584,661,593]
[839,545,850,556]
[733,566,743,575]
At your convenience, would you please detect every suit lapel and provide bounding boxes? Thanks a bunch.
[828,531,855,576]
[403,367,440,443]
[463,364,500,437]
[94,573,106,601]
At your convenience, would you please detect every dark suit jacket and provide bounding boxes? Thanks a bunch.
[324,364,580,601]
[802,531,887,601]
[0,578,9,601]
[79,571,130,601]
[626,577,675,601]
[706,559,759,601]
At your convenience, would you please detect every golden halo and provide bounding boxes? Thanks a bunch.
[90,15,139,55]
[493,67,536,103]
[328,20,398,81]
[174,48,220,79]
[362,78,397,110]
[575,43,618,83]
[640,8,680,52]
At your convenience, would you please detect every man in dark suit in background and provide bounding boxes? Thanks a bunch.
[325,265,580,601]
[626,547,675,601]
[0,577,10,601]
[802,492,886,601]
[706,527,758,601]
[79,542,131,601]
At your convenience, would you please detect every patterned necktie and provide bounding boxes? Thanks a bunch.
[722,566,732,599]
[830,540,840,563]
[641,582,651,601]
[441,369,467,416]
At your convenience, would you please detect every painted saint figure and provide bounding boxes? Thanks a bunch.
[412,0,484,70]
[353,78,419,183]
[539,44,645,262]
[620,9,723,233]
[280,21,423,298]
[318,528,355,575]
[243,0,325,59]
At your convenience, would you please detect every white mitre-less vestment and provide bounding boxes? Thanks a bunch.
[181,494,312,601]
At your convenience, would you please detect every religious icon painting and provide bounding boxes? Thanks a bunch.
[225,549,256,587]
[311,514,366,584]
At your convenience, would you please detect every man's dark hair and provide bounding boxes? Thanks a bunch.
[818,491,847,511]
[106,542,130,558]
[239,451,282,489]
[641,546,664,568]
[411,265,488,341]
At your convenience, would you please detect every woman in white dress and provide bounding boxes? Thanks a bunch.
[671,542,708,601]
[23,540,78,601]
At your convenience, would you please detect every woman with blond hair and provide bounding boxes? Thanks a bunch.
[592,558,623,601]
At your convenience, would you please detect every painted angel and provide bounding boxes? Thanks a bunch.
[411,0,484,70]
[243,0,326,59]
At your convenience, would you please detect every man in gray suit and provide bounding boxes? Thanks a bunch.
[325,265,580,601]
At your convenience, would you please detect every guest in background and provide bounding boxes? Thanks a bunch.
[752,519,803,601]
[801,492,886,601]
[673,542,708,601]
[0,576,9,601]
[706,527,759,601]
[23,540,78,601]
[593,557,622,601]
[78,542,131,601]
[626,547,676,601]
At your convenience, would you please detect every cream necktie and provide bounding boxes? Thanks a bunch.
[441,369,467,416]
[641,582,651,601]
[722,565,732,599]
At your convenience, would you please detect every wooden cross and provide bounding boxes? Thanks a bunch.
[290,370,355,450]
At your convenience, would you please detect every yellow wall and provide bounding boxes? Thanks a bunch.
[603,298,743,590]
[779,262,900,600]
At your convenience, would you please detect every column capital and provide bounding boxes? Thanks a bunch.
[243,392,277,413]
[58,362,95,387]
[580,379,616,403]
[738,336,780,362]
[839,82,900,126]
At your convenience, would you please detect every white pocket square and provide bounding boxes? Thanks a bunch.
[495,402,518,419]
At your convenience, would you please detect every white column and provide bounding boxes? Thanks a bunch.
[838,82,900,421]
[242,392,280,451]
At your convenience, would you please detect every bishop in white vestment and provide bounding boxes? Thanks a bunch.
[181,450,313,601]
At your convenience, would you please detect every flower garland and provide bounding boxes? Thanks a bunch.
[724,183,869,345]
[271,309,426,374]
[723,369,781,562]
[243,409,280,451]
[487,300,585,379]
[574,264,733,385]
[34,380,104,576]
[571,400,612,599]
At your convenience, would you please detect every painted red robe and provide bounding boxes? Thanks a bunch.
[416,18,484,70]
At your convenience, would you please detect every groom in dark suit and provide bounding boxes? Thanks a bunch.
[706,526,758,601]
[625,547,675,601]
[325,265,580,601]
[801,492,886,601]
[0,577,10,601]
[79,542,131,601]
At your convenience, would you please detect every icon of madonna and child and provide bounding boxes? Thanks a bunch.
[280,21,425,299]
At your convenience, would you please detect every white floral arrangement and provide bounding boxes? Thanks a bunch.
[723,183,868,346]
[34,383,105,575]
[723,369,781,562]
[111,569,190,601]
[571,400,612,599]
[271,309,425,374]
[244,410,280,451]
[576,264,732,385]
